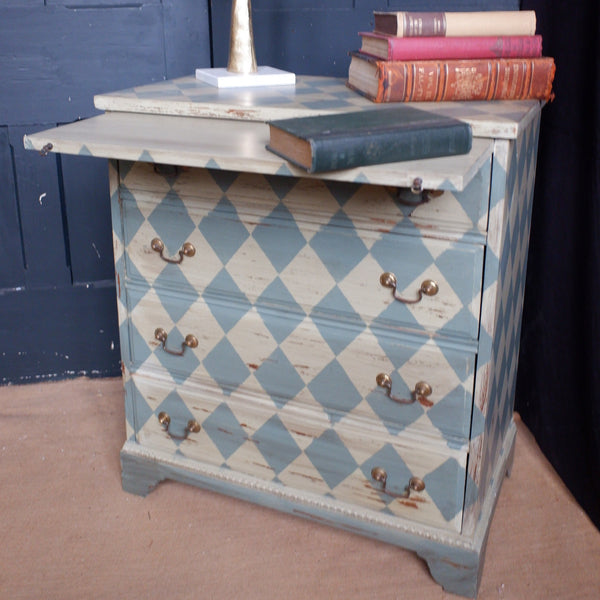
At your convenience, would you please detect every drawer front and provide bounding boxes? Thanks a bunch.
[121,186,484,341]
[120,159,491,235]
[130,374,467,533]
[125,286,475,442]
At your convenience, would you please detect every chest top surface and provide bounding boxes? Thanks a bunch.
[94,75,541,139]
[24,77,540,192]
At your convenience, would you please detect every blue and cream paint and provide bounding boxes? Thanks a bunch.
[26,85,542,597]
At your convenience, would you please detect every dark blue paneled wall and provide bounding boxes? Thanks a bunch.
[0,1,211,383]
[0,0,518,384]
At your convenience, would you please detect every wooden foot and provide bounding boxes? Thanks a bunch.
[120,446,166,497]
[419,551,481,598]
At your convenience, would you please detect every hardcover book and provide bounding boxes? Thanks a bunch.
[347,52,556,103]
[373,10,537,38]
[265,107,472,173]
[358,32,543,61]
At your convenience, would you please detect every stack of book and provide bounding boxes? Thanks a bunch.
[347,10,556,103]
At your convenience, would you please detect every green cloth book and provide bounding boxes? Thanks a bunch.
[265,106,472,173]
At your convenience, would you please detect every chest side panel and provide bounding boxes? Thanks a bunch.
[463,113,541,533]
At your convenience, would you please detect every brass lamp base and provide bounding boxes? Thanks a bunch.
[195,66,295,88]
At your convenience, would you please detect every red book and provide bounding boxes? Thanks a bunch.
[359,32,543,61]
[347,51,556,103]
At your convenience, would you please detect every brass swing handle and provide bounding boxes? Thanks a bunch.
[371,467,425,499]
[151,237,196,264]
[380,272,439,305]
[158,411,201,441]
[376,373,433,407]
[154,328,198,356]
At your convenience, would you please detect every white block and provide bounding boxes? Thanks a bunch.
[195,66,296,88]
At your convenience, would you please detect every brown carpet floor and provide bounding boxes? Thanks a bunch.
[1,377,599,599]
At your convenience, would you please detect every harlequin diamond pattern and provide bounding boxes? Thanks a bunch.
[131,377,466,531]
[117,160,487,531]
[122,167,485,342]
[121,165,481,442]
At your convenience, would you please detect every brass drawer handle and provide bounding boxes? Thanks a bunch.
[151,237,196,264]
[380,271,439,305]
[154,327,198,356]
[376,373,433,407]
[158,411,201,440]
[371,467,425,499]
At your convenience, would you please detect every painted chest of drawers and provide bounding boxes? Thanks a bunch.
[25,76,542,598]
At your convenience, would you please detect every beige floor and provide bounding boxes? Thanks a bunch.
[1,377,599,599]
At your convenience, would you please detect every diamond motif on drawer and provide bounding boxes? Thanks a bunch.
[126,320,153,366]
[198,197,250,264]
[264,174,300,201]
[202,403,249,459]
[203,269,251,332]
[423,457,464,521]
[309,211,369,281]
[254,347,306,408]
[257,279,305,343]
[207,168,241,193]
[323,179,363,207]
[252,203,307,272]
[308,359,363,423]
[120,188,145,241]
[203,337,250,396]
[154,269,199,322]
[305,429,359,489]
[252,414,302,475]
[148,194,197,255]
[309,300,365,356]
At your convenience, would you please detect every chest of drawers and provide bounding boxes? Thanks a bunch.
[25,76,542,598]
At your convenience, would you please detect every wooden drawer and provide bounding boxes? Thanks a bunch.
[120,185,485,341]
[129,373,468,533]
[119,159,492,235]
[125,285,476,442]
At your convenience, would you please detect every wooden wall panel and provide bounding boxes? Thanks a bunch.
[60,155,115,285]
[0,1,210,383]
[0,6,167,125]
[0,127,25,290]
[211,0,520,78]
[8,124,72,289]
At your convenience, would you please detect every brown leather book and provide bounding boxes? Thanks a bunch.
[347,51,556,102]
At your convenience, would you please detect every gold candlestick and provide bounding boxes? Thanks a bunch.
[195,1,295,88]
[227,0,257,74]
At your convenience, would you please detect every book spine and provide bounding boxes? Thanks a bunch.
[374,11,536,38]
[369,35,543,61]
[310,124,472,173]
[372,57,555,102]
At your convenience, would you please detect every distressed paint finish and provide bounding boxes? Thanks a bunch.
[26,84,543,597]
[120,420,517,599]
[94,75,537,138]
[463,114,541,534]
